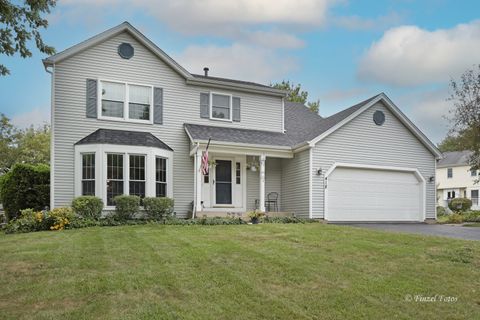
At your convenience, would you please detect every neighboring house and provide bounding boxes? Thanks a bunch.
[437,151,479,209]
[43,22,442,222]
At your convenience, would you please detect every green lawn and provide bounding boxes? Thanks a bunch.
[0,224,479,319]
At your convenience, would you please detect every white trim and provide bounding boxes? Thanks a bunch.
[308,147,313,218]
[212,157,235,206]
[97,78,154,124]
[259,154,266,212]
[74,144,173,210]
[49,64,55,209]
[307,93,442,159]
[281,97,285,133]
[324,162,426,222]
[209,92,233,122]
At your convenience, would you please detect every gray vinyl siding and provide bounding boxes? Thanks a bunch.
[51,31,283,216]
[281,150,310,218]
[246,157,282,211]
[311,102,436,219]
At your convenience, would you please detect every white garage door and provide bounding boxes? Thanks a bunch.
[326,167,423,222]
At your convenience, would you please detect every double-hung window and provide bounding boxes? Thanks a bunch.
[211,93,232,121]
[106,154,124,206]
[156,157,167,197]
[81,153,95,196]
[447,168,453,178]
[100,80,152,122]
[129,155,146,199]
[471,169,477,177]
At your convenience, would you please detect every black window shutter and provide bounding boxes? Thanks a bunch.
[86,79,97,118]
[200,93,209,118]
[232,97,241,122]
[154,87,163,124]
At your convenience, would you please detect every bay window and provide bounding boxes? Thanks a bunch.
[75,144,173,209]
[99,80,152,122]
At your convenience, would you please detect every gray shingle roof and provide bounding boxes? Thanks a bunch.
[285,94,381,145]
[185,94,382,148]
[184,123,293,147]
[437,150,473,168]
[75,129,173,150]
[191,74,273,89]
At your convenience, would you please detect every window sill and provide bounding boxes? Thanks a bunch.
[209,117,232,123]
[97,116,153,125]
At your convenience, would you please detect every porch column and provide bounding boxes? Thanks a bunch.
[194,149,202,217]
[259,154,266,212]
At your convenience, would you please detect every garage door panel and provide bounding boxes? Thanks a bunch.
[327,167,423,221]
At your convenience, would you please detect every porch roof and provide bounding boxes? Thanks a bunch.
[184,123,293,147]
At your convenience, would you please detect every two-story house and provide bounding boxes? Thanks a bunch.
[43,22,441,222]
[437,150,479,209]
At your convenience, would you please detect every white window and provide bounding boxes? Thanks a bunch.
[81,153,95,196]
[129,155,146,200]
[210,93,232,121]
[447,168,453,178]
[99,80,152,123]
[106,153,124,206]
[156,157,167,197]
[75,145,173,208]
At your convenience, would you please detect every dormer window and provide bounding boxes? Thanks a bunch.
[210,93,232,121]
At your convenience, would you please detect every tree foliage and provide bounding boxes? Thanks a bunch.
[446,64,480,175]
[438,127,477,152]
[271,80,320,113]
[0,0,56,75]
[0,113,50,173]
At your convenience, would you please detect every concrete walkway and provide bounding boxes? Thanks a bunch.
[346,223,480,241]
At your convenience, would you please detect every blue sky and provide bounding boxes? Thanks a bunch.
[1,0,479,143]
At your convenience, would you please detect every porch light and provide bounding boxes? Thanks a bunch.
[316,168,323,176]
[428,176,434,183]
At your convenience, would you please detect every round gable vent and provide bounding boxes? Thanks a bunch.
[373,110,385,126]
[118,43,134,59]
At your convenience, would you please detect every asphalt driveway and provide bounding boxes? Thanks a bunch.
[346,223,480,241]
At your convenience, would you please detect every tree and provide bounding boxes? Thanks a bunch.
[0,0,56,76]
[438,127,476,152]
[446,64,480,175]
[0,114,50,173]
[271,80,320,113]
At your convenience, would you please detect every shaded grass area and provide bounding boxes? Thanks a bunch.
[0,224,479,319]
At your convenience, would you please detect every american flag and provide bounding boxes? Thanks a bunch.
[201,138,211,175]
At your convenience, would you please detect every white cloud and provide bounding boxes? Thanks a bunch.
[59,0,336,35]
[332,12,404,31]
[396,88,452,144]
[11,107,50,129]
[358,20,480,86]
[244,30,305,49]
[176,43,298,83]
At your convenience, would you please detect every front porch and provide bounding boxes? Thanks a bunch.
[190,143,294,218]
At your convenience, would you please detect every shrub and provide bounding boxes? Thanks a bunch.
[143,197,174,220]
[437,206,447,216]
[72,196,103,220]
[0,163,50,221]
[48,207,74,230]
[448,198,472,212]
[463,210,480,223]
[113,195,140,220]
[261,216,318,224]
[446,213,464,224]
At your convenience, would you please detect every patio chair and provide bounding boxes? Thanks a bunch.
[265,192,279,212]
